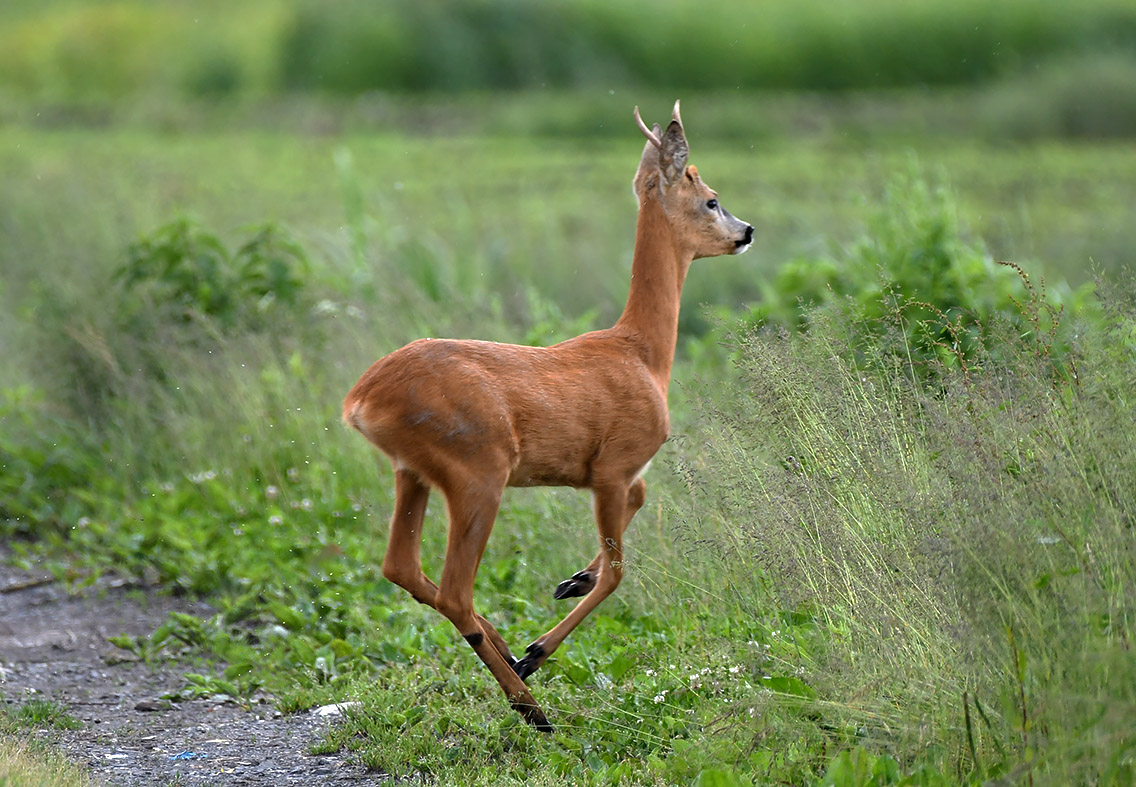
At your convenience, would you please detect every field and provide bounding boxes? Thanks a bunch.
[3,0,1136,778]
[2,90,1134,786]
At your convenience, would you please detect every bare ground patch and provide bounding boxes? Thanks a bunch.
[0,555,381,786]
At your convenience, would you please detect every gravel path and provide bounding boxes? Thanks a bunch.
[0,557,383,786]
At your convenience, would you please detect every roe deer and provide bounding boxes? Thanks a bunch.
[344,101,752,730]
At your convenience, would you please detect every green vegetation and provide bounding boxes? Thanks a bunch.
[2,114,1133,784]
[676,292,1136,786]
[0,739,93,787]
[116,218,310,331]
[2,0,1136,99]
[0,697,87,787]
[750,167,1099,377]
[1,698,83,733]
[2,2,1135,781]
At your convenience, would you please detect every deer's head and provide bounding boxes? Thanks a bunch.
[632,101,753,260]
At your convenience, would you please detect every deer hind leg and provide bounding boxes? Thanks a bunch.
[380,468,437,604]
[553,477,646,600]
[380,468,517,666]
[433,469,552,732]
[515,478,642,680]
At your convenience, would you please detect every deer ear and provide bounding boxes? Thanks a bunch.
[632,122,662,200]
[658,120,688,189]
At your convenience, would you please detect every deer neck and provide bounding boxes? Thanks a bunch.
[614,198,692,392]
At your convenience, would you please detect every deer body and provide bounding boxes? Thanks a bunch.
[344,102,751,731]
[347,333,668,489]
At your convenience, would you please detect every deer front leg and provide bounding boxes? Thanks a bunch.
[553,478,646,600]
[516,479,642,680]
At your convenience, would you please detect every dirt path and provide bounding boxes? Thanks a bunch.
[0,556,381,786]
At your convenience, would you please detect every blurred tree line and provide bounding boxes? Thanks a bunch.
[2,0,1135,98]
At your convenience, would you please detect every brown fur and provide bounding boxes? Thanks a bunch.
[343,101,752,731]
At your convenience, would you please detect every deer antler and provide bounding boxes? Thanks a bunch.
[633,106,662,149]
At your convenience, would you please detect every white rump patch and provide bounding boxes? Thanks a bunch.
[633,459,653,482]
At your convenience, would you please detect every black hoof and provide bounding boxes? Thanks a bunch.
[512,642,545,681]
[512,700,553,733]
[554,570,594,600]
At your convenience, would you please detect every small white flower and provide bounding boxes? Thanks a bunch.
[729,665,742,675]
[300,498,313,512]
[287,467,300,482]
[653,691,667,704]
[266,485,280,499]
[644,669,656,676]
[269,515,283,526]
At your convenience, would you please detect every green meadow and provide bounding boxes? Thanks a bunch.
[3,105,1134,784]
[2,1,1136,785]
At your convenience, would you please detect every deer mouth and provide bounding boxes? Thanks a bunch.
[733,224,754,254]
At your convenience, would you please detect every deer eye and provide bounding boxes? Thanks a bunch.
[706,199,719,211]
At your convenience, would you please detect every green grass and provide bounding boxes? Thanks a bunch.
[2,107,1135,785]
[0,697,87,787]
[0,739,93,787]
[1,699,83,733]
[677,296,1136,784]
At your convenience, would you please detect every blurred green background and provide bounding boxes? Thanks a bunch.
[2,0,1136,102]
[3,0,1136,140]
[3,3,1136,786]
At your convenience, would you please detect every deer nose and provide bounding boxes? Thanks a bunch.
[736,225,754,248]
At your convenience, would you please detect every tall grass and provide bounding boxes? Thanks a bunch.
[672,281,1136,783]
